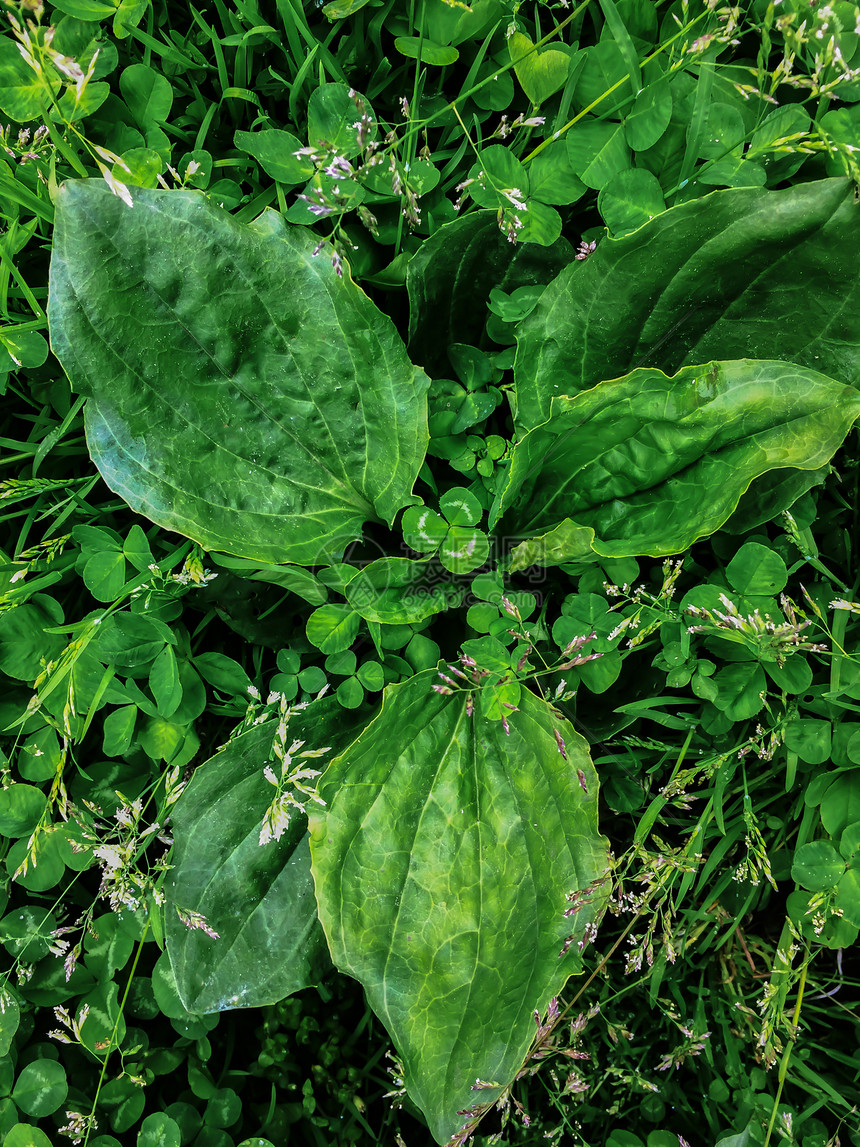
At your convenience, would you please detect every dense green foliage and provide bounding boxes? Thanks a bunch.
[1,0,860,1146]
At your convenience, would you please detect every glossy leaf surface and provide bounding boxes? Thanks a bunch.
[166,701,361,1013]
[49,180,429,565]
[494,360,860,569]
[309,675,609,1144]
[514,178,860,430]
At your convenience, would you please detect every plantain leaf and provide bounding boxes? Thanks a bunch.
[515,178,860,430]
[308,674,610,1144]
[494,360,860,569]
[48,180,429,566]
[166,700,363,1013]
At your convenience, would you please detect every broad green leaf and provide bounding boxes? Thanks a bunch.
[597,168,665,236]
[726,542,787,596]
[307,83,376,159]
[423,0,505,46]
[233,129,314,186]
[49,0,116,17]
[450,387,503,433]
[52,18,119,77]
[405,633,441,672]
[401,507,448,552]
[193,651,251,697]
[506,521,597,574]
[325,649,356,676]
[96,613,173,669]
[12,1060,67,1117]
[566,118,631,190]
[0,39,59,122]
[139,716,185,762]
[526,141,586,206]
[699,102,745,161]
[113,0,149,37]
[78,980,125,1056]
[207,554,328,606]
[439,526,489,575]
[122,524,152,569]
[0,784,47,838]
[625,77,672,151]
[394,37,459,66]
[711,662,767,722]
[309,674,610,1144]
[306,603,361,654]
[724,466,829,533]
[407,210,572,375]
[748,104,811,184]
[572,40,629,115]
[149,645,182,717]
[468,146,528,210]
[113,147,162,188]
[317,563,359,593]
[51,79,110,123]
[439,486,482,527]
[508,31,571,106]
[836,866,860,928]
[579,651,622,694]
[791,840,845,891]
[323,0,373,16]
[477,675,521,721]
[137,1113,180,1147]
[783,719,832,765]
[82,549,126,602]
[336,676,364,708]
[494,361,860,565]
[0,906,57,961]
[345,557,457,624]
[715,1127,752,1147]
[697,157,766,189]
[763,655,812,696]
[0,329,49,373]
[514,178,860,430]
[119,64,173,128]
[0,597,65,682]
[460,634,512,675]
[7,831,66,893]
[166,703,361,1013]
[356,660,385,690]
[516,199,563,247]
[83,913,135,979]
[4,1127,53,1147]
[177,149,213,189]
[49,181,429,565]
[820,773,860,838]
[0,989,19,1057]
[471,56,515,111]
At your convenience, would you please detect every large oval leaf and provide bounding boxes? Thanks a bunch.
[165,699,364,1013]
[514,178,860,430]
[48,180,430,566]
[493,360,860,569]
[308,674,610,1144]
